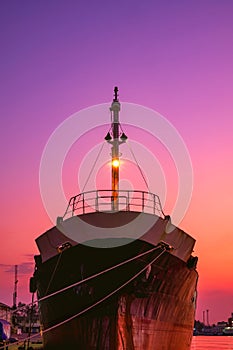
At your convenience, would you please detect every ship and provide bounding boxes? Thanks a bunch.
[31,87,198,350]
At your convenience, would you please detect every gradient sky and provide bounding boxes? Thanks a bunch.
[1,0,233,325]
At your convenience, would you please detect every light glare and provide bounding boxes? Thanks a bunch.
[112,159,120,168]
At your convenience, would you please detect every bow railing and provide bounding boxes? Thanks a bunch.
[63,190,165,218]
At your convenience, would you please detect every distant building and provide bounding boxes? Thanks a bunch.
[217,321,228,327]
[228,312,233,327]
[0,303,11,323]
[23,321,41,334]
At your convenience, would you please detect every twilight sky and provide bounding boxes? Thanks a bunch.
[0,0,233,325]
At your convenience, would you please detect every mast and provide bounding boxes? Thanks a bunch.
[105,87,127,211]
[206,309,209,326]
[111,87,120,210]
[13,265,18,309]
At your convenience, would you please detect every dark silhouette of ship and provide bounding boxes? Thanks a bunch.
[31,87,198,349]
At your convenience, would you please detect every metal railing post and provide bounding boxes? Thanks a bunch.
[153,194,155,215]
[142,191,144,212]
[95,190,99,211]
[83,193,85,214]
[127,190,130,211]
[72,198,75,216]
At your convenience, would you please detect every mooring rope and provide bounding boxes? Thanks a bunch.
[12,244,162,314]
[42,248,166,334]
[0,247,166,349]
[44,251,63,296]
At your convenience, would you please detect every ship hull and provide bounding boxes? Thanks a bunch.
[34,238,198,350]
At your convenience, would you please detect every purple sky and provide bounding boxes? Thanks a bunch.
[1,0,233,324]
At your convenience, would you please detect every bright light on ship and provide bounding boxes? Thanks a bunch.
[112,159,120,168]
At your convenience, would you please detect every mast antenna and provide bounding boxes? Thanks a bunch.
[13,265,18,309]
[113,86,119,102]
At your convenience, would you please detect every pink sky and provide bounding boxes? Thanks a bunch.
[1,0,233,325]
